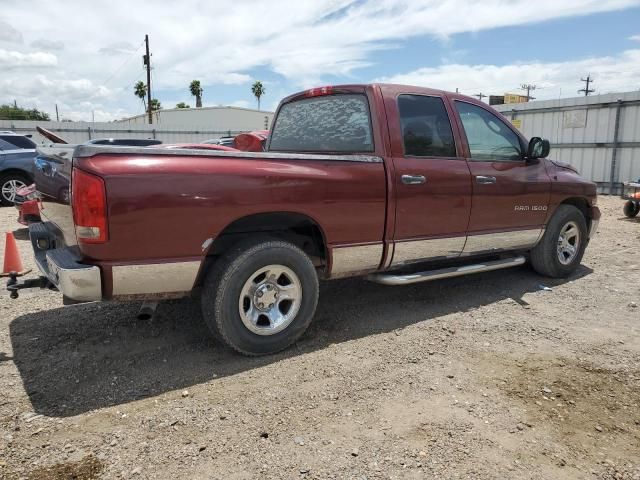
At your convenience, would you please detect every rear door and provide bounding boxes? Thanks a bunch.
[451,99,550,255]
[386,93,472,267]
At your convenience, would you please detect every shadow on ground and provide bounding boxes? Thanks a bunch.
[10,264,591,417]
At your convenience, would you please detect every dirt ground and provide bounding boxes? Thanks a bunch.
[0,196,639,480]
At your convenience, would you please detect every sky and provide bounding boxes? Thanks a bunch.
[1,0,640,122]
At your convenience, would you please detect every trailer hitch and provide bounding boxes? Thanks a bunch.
[6,272,53,299]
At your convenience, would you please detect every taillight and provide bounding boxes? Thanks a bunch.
[72,168,108,243]
[305,86,334,97]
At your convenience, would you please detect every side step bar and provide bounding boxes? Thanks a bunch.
[366,256,526,286]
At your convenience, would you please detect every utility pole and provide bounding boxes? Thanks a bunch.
[144,34,152,124]
[474,93,487,102]
[55,104,59,122]
[520,84,537,101]
[578,75,595,96]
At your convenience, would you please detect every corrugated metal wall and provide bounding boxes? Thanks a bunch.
[0,120,256,145]
[494,91,640,193]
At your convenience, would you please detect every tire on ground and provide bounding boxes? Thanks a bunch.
[201,237,319,356]
[530,204,588,278]
[623,200,640,218]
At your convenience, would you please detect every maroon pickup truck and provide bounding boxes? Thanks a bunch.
[17,84,600,355]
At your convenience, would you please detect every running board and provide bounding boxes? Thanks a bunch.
[366,256,526,286]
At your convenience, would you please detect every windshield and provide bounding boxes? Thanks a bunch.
[269,94,373,153]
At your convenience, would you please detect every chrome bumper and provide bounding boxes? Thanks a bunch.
[29,223,102,302]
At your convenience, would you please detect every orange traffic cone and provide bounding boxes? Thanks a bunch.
[1,232,31,277]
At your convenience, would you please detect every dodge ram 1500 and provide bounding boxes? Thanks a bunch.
[11,84,600,355]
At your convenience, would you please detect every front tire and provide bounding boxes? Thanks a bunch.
[201,238,319,356]
[530,205,588,278]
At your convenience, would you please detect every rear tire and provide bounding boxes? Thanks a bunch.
[623,200,639,218]
[530,205,588,278]
[0,173,30,206]
[201,238,319,356]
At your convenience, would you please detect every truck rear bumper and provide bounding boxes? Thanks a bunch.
[29,223,102,302]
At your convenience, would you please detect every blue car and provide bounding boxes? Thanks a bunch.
[0,131,37,206]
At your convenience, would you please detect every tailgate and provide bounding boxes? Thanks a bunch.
[34,144,77,246]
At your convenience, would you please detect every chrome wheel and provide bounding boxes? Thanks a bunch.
[557,221,580,265]
[238,264,302,336]
[1,178,27,204]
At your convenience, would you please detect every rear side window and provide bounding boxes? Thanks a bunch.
[398,95,456,157]
[0,135,36,149]
[269,94,373,152]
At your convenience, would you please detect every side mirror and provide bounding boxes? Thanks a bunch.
[527,137,550,159]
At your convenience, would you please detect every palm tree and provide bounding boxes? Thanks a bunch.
[175,102,190,109]
[251,81,265,110]
[189,80,203,108]
[134,81,147,111]
[150,99,162,111]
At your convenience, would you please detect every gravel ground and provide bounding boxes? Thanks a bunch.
[1,196,639,480]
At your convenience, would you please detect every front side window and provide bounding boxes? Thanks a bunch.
[269,94,373,153]
[398,95,456,158]
[454,101,522,161]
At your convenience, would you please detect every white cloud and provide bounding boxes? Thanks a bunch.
[630,34,640,41]
[31,39,65,50]
[1,0,639,120]
[98,41,138,55]
[375,50,640,99]
[0,19,23,43]
[0,49,57,68]
[0,75,112,100]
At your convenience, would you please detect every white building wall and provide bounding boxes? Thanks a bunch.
[114,106,274,131]
[494,91,640,192]
[1,106,275,145]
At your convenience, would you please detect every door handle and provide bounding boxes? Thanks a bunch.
[475,175,497,185]
[401,174,426,185]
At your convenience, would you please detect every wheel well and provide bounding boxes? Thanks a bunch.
[559,197,590,226]
[196,212,328,286]
[0,168,33,183]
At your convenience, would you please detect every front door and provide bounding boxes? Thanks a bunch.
[451,100,551,255]
[389,94,472,267]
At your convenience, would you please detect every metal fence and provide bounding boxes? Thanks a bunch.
[494,91,640,194]
[0,120,248,145]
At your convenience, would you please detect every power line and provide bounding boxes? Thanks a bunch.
[474,92,487,102]
[100,40,144,87]
[520,84,537,101]
[578,75,595,96]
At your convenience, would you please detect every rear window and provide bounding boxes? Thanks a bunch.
[0,135,36,149]
[269,94,373,153]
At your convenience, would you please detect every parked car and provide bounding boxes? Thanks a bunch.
[0,131,38,206]
[15,84,599,356]
[202,136,235,147]
[13,183,41,225]
[234,130,269,151]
